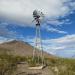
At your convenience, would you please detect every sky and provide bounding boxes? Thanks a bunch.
[0,0,75,58]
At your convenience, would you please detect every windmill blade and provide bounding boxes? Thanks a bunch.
[40,12,45,18]
[32,19,35,22]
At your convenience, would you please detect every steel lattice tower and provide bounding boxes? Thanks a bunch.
[32,10,44,65]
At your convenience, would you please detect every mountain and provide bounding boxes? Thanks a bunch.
[0,40,54,58]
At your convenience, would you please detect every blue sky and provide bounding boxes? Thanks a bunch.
[0,0,75,58]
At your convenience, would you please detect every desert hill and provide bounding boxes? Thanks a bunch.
[0,40,54,58]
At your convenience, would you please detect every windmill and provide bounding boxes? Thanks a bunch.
[29,10,45,69]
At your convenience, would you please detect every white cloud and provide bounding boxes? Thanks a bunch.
[0,37,8,43]
[46,18,71,26]
[0,36,14,44]
[52,34,75,43]
[0,22,17,38]
[0,0,75,25]
[0,0,74,34]
[47,28,67,34]
[43,25,67,34]
[25,34,75,57]
[43,34,75,57]
[46,20,64,26]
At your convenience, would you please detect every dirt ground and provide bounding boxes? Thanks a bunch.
[14,63,55,75]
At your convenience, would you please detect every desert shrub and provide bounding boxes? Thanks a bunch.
[0,54,17,75]
[48,58,75,75]
[14,56,27,63]
[26,56,44,67]
[0,49,17,75]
